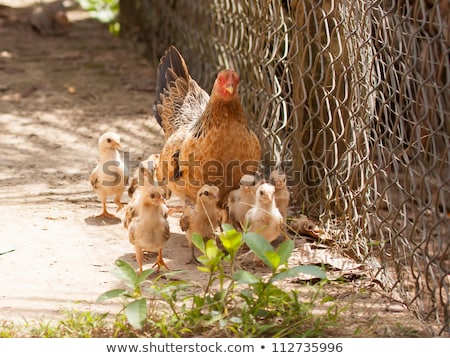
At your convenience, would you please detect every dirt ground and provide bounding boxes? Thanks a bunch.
[0,1,434,337]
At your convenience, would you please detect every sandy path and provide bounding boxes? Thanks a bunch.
[0,1,202,323]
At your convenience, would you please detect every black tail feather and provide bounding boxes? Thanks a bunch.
[154,46,189,126]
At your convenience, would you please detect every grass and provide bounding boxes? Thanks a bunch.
[0,294,430,338]
[0,225,432,338]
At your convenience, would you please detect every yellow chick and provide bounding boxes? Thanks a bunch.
[269,169,290,220]
[227,174,260,230]
[180,184,222,264]
[244,182,284,243]
[128,186,170,273]
[90,132,125,218]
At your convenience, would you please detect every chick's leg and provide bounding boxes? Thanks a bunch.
[185,243,199,265]
[96,200,117,218]
[152,248,169,272]
[135,246,144,274]
[114,193,124,212]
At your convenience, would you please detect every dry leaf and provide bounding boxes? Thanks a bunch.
[288,214,331,241]
[293,243,362,271]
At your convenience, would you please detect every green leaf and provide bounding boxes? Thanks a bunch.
[276,239,294,265]
[196,265,211,273]
[191,233,205,253]
[135,268,155,286]
[125,298,147,329]
[232,270,260,284]
[221,223,236,232]
[270,265,327,283]
[96,289,127,302]
[112,259,138,287]
[297,265,328,279]
[265,251,281,270]
[220,230,242,252]
[243,232,274,267]
[205,239,219,259]
[321,295,336,304]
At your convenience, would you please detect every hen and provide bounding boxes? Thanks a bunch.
[154,46,261,207]
[179,184,222,264]
[90,132,125,218]
[128,185,170,274]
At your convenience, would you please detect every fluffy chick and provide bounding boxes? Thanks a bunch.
[269,169,290,220]
[180,184,221,264]
[244,183,284,244]
[125,154,172,229]
[128,186,170,274]
[227,174,260,230]
[128,153,161,198]
[90,132,125,218]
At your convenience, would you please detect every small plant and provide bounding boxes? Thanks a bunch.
[97,260,190,331]
[76,0,120,35]
[97,224,331,337]
[97,260,154,329]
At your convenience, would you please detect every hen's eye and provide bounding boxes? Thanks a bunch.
[106,138,112,143]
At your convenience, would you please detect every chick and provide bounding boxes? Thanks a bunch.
[227,174,260,230]
[180,184,222,264]
[269,169,290,220]
[244,183,284,244]
[90,132,125,218]
[128,153,161,198]
[128,186,170,274]
[124,154,170,229]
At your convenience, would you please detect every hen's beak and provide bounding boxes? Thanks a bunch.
[224,84,234,95]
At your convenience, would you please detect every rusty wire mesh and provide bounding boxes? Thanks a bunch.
[120,0,450,335]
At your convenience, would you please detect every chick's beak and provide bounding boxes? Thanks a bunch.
[113,141,122,149]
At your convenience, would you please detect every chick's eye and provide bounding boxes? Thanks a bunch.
[203,191,209,196]
[106,138,112,143]
[150,193,155,199]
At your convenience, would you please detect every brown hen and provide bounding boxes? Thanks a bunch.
[154,46,261,207]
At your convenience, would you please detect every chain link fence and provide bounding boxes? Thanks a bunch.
[119,0,449,335]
